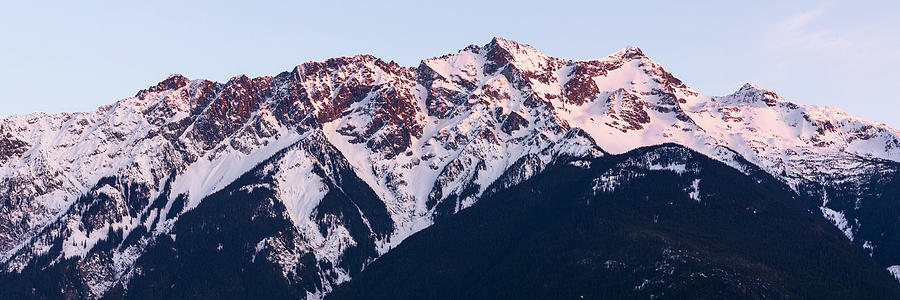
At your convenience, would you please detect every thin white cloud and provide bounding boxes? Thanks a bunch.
[778,5,828,31]
[763,3,849,54]
[754,2,900,128]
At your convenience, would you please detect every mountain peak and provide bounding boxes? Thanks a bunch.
[488,36,526,50]
[136,74,190,97]
[739,82,763,92]
[723,82,783,107]
[483,37,553,74]
[485,37,549,59]
[607,45,646,61]
[159,74,189,88]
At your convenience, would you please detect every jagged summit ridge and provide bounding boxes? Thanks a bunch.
[1,37,900,298]
[718,82,785,106]
[607,45,646,60]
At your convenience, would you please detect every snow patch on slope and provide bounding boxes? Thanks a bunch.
[820,188,854,241]
[170,128,308,212]
[688,179,701,202]
[273,148,329,231]
[888,265,900,284]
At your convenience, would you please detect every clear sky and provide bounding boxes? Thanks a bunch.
[2,0,898,128]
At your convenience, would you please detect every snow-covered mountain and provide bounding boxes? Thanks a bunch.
[1,37,899,298]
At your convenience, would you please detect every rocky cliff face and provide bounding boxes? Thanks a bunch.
[1,37,899,298]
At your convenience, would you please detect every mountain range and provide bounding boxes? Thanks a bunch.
[1,37,898,298]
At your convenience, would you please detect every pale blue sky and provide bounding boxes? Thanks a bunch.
[2,1,898,127]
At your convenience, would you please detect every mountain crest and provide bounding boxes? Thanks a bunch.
[610,45,646,60]
[3,37,900,299]
[716,82,784,107]
[137,73,190,97]
[483,36,555,74]
[487,37,543,54]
